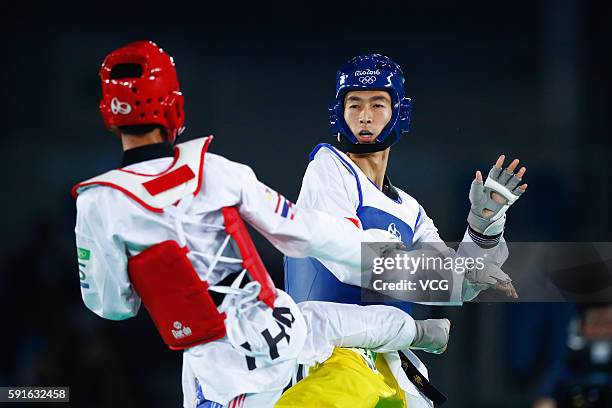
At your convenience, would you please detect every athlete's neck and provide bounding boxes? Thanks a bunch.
[121,129,165,151]
[348,148,390,190]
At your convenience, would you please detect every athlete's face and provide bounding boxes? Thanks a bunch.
[343,90,392,143]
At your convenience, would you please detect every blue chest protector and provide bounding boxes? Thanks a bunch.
[285,144,421,314]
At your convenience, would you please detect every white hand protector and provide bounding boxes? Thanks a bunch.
[468,165,526,236]
[461,262,516,301]
[410,319,450,354]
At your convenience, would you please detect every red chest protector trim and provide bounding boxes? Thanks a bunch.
[72,136,277,349]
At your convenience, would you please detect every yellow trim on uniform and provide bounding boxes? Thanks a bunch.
[276,348,407,408]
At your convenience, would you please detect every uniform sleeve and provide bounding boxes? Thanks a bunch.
[296,150,360,217]
[412,205,509,304]
[413,204,507,265]
[457,227,508,266]
[298,302,417,362]
[412,205,444,244]
[75,190,141,320]
[288,151,369,285]
[236,164,372,272]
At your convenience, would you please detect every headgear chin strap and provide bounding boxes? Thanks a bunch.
[329,54,412,153]
[336,131,403,154]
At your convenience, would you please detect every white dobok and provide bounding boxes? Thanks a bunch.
[74,136,426,408]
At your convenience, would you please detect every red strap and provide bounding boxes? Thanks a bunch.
[142,165,196,196]
[346,217,361,228]
[221,207,277,308]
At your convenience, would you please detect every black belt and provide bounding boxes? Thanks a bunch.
[398,351,447,406]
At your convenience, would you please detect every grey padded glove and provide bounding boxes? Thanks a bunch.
[462,262,514,301]
[410,318,450,354]
[468,165,525,236]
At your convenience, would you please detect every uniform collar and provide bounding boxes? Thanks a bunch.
[382,175,400,201]
[121,142,175,167]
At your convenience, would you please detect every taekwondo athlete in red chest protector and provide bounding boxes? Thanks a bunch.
[72,41,451,408]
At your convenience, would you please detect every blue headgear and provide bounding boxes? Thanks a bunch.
[329,54,412,153]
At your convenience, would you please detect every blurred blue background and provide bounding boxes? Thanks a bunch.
[1,0,610,406]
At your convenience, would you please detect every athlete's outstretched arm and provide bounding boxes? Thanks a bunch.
[235,163,373,271]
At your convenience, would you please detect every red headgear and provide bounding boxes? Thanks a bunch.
[99,41,185,143]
